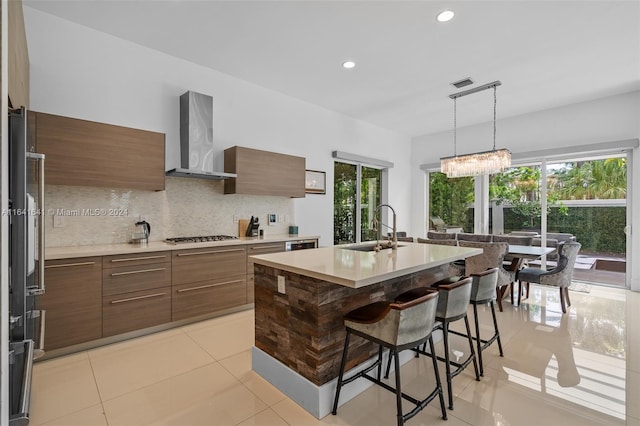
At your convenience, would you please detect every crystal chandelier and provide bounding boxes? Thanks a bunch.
[440,81,511,178]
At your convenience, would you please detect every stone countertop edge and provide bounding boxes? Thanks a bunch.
[45,235,321,260]
[251,244,483,288]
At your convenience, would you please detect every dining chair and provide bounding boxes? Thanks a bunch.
[491,235,533,299]
[457,241,513,312]
[516,242,582,313]
[456,233,492,242]
[427,231,456,240]
[396,236,414,242]
[417,237,457,246]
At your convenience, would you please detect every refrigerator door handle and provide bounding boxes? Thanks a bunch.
[26,152,45,297]
[27,310,46,360]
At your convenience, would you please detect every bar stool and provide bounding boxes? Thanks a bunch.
[386,277,479,410]
[446,269,504,377]
[332,291,447,426]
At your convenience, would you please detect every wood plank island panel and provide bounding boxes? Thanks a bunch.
[254,262,449,386]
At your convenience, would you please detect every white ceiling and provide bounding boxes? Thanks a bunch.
[24,0,640,138]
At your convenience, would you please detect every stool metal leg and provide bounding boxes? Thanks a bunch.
[332,330,351,415]
[490,301,504,357]
[442,322,454,410]
[428,336,447,420]
[393,350,403,426]
[472,303,484,376]
[464,315,480,381]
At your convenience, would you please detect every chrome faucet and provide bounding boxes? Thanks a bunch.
[371,204,397,251]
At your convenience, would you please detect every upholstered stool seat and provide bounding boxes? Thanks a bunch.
[332,291,447,425]
[385,277,480,410]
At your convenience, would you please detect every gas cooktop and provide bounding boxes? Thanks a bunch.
[165,235,239,244]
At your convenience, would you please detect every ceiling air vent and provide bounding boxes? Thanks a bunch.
[451,78,474,89]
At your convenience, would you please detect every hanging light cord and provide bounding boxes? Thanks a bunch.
[493,85,497,151]
[453,97,457,157]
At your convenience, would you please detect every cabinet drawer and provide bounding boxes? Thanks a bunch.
[172,246,246,285]
[172,275,246,321]
[103,251,171,268]
[40,257,103,350]
[103,262,171,296]
[103,287,171,337]
[246,242,285,273]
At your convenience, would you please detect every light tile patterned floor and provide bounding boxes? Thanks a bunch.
[30,285,638,425]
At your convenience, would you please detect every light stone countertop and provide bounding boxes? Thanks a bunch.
[250,242,482,288]
[45,235,320,260]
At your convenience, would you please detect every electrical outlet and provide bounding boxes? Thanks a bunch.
[233,215,240,223]
[53,214,64,228]
[277,276,286,294]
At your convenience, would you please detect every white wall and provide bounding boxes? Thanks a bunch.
[410,91,640,290]
[24,7,412,247]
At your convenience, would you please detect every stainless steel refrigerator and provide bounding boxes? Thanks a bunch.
[8,107,46,426]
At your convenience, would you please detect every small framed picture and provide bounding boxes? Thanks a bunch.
[305,170,326,194]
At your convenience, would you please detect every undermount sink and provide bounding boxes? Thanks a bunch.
[343,243,406,252]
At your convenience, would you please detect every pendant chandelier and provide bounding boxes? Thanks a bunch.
[440,81,511,178]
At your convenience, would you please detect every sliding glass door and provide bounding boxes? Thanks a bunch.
[334,162,383,245]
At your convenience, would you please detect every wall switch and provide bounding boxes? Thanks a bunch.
[53,214,64,228]
[233,215,240,223]
[278,214,284,223]
[277,275,286,294]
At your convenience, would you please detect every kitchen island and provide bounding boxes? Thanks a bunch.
[250,242,481,418]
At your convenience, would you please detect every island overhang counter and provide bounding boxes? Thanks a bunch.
[250,242,482,418]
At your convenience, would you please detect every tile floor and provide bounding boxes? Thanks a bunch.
[30,284,638,426]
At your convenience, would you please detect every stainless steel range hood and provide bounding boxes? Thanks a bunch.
[166,91,237,180]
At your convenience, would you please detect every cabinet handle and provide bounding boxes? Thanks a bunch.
[110,292,167,304]
[110,267,166,277]
[176,249,245,257]
[177,279,244,293]
[45,261,96,269]
[250,245,283,250]
[111,255,167,263]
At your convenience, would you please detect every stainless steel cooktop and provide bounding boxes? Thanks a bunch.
[165,235,239,244]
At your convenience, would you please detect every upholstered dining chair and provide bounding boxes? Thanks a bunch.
[491,235,534,286]
[516,242,582,314]
[456,233,492,242]
[457,241,513,312]
[395,236,414,242]
[417,237,457,246]
[427,231,456,240]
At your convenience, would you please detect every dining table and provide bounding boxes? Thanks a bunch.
[500,244,557,305]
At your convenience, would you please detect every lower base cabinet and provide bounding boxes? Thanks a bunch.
[103,287,172,337]
[172,275,247,321]
[39,257,103,351]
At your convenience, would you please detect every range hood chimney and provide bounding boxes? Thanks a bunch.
[166,91,237,180]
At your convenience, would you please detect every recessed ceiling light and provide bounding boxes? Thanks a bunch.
[342,61,356,69]
[436,10,455,22]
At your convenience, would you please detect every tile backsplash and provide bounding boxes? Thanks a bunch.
[44,177,295,247]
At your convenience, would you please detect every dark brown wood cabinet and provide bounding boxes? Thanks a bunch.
[33,112,165,191]
[39,257,103,351]
[224,146,305,197]
[246,242,286,303]
[102,252,171,337]
[171,245,247,320]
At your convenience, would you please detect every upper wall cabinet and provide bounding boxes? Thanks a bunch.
[224,146,305,198]
[7,0,30,108]
[34,112,166,191]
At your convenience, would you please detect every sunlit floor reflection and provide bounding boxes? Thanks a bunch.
[502,284,626,420]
